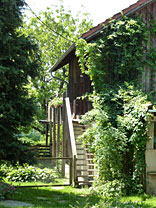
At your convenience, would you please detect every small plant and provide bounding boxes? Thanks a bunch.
[0,182,15,201]
[0,162,58,183]
[6,164,57,183]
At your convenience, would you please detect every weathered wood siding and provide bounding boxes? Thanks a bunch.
[68,1,156,117]
[136,1,156,93]
[69,55,92,116]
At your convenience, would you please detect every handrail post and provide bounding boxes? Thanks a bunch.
[73,155,77,186]
[69,158,72,185]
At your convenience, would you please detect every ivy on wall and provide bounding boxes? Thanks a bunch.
[75,15,156,194]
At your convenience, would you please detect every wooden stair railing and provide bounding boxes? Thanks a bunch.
[64,98,96,186]
[64,97,77,185]
[29,145,51,157]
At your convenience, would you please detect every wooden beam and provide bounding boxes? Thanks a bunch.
[57,107,61,157]
[49,121,52,157]
[65,97,77,158]
[53,107,56,157]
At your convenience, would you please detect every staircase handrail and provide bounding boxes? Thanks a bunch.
[65,97,77,158]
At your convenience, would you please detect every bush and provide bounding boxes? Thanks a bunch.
[0,162,57,183]
[90,180,125,199]
[0,182,15,201]
[80,85,149,194]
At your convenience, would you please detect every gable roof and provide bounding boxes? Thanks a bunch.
[50,0,154,72]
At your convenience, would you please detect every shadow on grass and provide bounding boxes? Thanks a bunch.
[121,194,156,208]
[7,186,100,208]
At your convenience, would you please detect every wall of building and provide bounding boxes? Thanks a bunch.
[146,116,156,195]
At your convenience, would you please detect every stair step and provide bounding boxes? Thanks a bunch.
[76,164,87,166]
[76,181,93,184]
[77,175,94,177]
[39,148,50,150]
[76,142,83,145]
[77,148,84,150]
[87,164,95,166]
[73,124,86,128]
[39,150,50,152]
[77,158,86,161]
[86,153,94,156]
[77,169,88,171]
[77,153,85,156]
[39,152,50,154]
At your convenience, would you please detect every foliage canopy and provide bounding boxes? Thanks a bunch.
[21,2,93,139]
[0,0,40,163]
[76,16,156,194]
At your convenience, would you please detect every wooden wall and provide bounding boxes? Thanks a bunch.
[136,1,156,93]
[68,55,92,117]
[68,1,156,117]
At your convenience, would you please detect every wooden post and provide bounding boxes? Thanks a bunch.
[73,99,76,119]
[62,99,66,177]
[49,121,52,157]
[73,155,77,186]
[57,107,60,157]
[53,107,56,157]
[46,100,49,146]
[46,124,48,146]
[69,158,72,185]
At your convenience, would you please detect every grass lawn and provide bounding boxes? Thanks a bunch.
[6,178,70,187]
[1,185,156,207]
[121,195,156,207]
[0,186,100,208]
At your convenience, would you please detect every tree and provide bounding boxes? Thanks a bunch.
[22,2,93,133]
[0,0,40,163]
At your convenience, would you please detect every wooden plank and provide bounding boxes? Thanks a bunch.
[46,100,49,146]
[69,158,72,185]
[53,107,56,157]
[45,124,49,146]
[73,155,77,186]
[65,97,77,157]
[62,99,66,177]
[57,107,61,157]
[49,121,52,157]
[36,157,72,160]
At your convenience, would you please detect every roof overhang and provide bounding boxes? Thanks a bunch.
[50,0,154,72]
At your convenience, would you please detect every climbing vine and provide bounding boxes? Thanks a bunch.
[76,15,156,194]
[76,16,150,91]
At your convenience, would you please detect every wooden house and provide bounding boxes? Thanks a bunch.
[48,0,156,191]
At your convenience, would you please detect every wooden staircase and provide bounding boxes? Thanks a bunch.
[29,145,51,157]
[73,120,96,186]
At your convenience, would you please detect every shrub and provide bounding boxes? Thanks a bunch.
[90,180,125,199]
[0,162,57,183]
[80,85,149,194]
[0,182,15,201]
